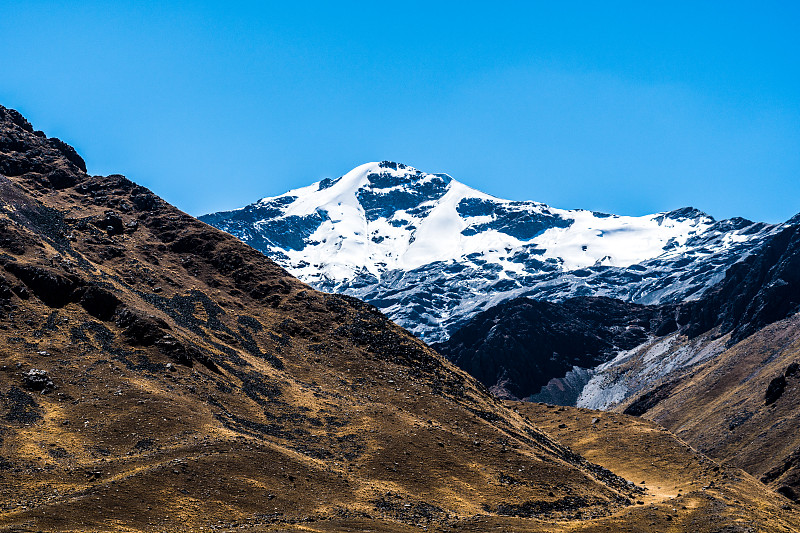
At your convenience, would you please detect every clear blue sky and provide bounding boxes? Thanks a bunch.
[2,1,798,222]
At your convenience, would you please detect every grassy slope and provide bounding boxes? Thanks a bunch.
[627,313,800,500]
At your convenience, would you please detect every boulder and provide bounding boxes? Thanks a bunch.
[22,368,53,392]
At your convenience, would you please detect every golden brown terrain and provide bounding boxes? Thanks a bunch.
[0,105,797,532]
[619,313,800,503]
[515,402,800,532]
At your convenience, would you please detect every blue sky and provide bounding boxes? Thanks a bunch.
[1,1,798,222]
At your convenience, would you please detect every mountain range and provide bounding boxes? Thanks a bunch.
[201,161,778,343]
[2,105,799,531]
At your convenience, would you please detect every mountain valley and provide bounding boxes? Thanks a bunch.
[3,107,797,531]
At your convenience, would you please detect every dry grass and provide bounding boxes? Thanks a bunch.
[624,314,800,500]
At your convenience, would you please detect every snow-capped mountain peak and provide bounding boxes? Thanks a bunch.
[200,161,778,342]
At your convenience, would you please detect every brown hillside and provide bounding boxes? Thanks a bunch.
[514,402,800,532]
[0,105,797,532]
[624,312,800,503]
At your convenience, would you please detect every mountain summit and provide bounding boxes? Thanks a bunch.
[202,161,777,342]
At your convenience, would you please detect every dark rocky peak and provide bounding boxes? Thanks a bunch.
[710,216,756,233]
[0,106,34,132]
[317,176,340,190]
[657,206,713,224]
[357,163,452,222]
[0,104,87,189]
[47,137,87,173]
[364,163,451,190]
[377,160,404,170]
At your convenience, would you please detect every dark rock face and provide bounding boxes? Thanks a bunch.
[2,386,42,423]
[762,446,800,502]
[623,380,679,416]
[3,263,81,307]
[527,367,594,406]
[457,198,573,240]
[199,198,324,252]
[0,107,87,189]
[777,486,799,502]
[116,308,171,346]
[47,137,87,173]
[0,258,119,319]
[92,211,125,235]
[765,376,787,406]
[78,285,120,321]
[22,369,53,392]
[433,297,676,400]
[677,222,800,345]
[358,170,451,222]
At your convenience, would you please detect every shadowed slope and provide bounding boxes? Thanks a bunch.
[433,297,676,400]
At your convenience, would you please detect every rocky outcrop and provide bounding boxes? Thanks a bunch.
[0,107,86,189]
